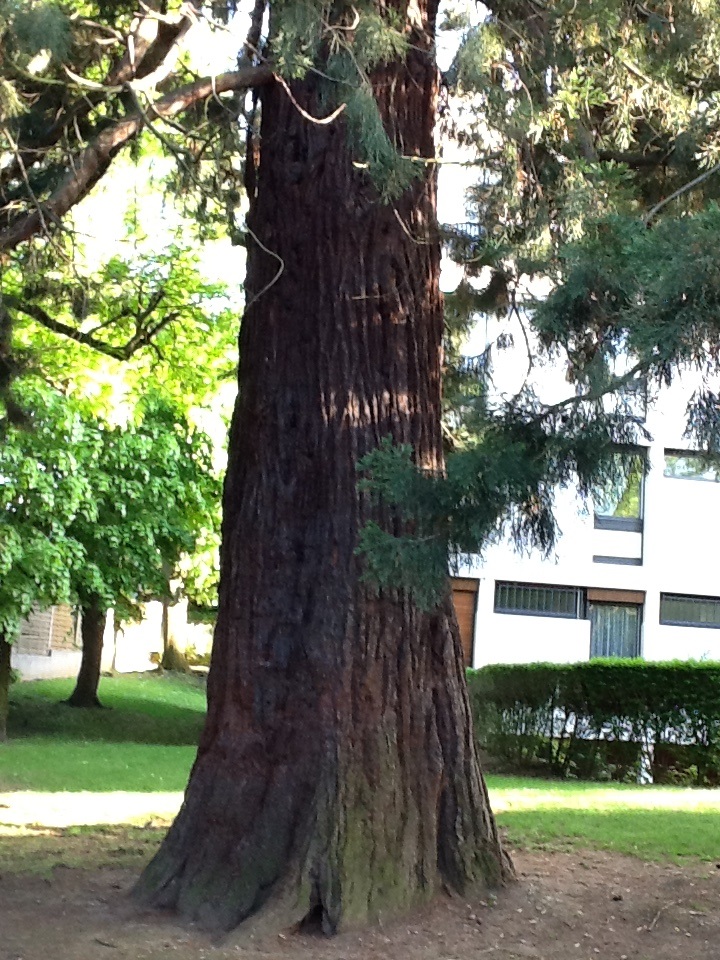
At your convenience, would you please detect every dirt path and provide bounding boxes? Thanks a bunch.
[2,849,719,960]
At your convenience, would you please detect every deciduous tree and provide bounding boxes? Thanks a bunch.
[65,393,220,707]
[0,382,90,738]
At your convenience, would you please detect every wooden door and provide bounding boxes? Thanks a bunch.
[451,578,479,667]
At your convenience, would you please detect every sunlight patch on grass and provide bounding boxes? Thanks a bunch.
[487,777,720,815]
[486,775,720,862]
[0,790,183,829]
[1,673,205,792]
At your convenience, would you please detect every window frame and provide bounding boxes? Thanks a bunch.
[494,581,586,620]
[659,592,720,629]
[592,555,642,566]
[593,448,646,532]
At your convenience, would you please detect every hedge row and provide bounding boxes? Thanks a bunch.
[466,660,720,785]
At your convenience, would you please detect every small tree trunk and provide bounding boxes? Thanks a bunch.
[66,602,106,708]
[161,599,190,672]
[0,634,11,741]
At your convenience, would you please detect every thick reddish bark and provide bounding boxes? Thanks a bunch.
[0,634,10,741]
[135,0,512,932]
[66,603,106,708]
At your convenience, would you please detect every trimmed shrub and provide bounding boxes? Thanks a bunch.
[467,660,720,784]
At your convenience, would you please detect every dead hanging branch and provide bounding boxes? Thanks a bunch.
[0,65,274,254]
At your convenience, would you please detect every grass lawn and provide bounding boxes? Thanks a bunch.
[2,674,720,871]
[1,673,205,792]
[487,774,720,863]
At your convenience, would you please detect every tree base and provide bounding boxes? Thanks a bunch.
[160,645,190,673]
[134,594,514,934]
[64,695,104,709]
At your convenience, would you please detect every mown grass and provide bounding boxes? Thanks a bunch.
[487,774,720,862]
[1,673,205,792]
[2,675,720,870]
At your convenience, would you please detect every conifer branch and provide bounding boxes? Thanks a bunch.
[0,3,198,190]
[596,148,671,168]
[643,160,720,226]
[533,362,647,423]
[0,66,273,254]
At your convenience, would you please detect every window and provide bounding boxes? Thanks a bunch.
[494,581,585,619]
[663,451,720,483]
[660,593,720,629]
[589,602,642,658]
[594,452,645,532]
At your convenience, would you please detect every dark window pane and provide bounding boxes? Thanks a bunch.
[589,603,641,658]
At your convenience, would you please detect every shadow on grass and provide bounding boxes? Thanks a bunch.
[8,678,206,747]
[0,822,167,875]
[8,698,205,746]
[498,806,720,862]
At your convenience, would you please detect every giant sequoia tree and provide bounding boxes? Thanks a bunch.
[21,0,720,936]
[1,0,512,934]
[134,0,515,933]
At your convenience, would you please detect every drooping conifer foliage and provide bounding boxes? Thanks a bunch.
[357,0,720,603]
[443,0,720,435]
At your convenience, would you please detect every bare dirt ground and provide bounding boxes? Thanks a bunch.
[3,848,720,960]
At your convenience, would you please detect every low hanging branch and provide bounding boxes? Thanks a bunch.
[0,65,273,255]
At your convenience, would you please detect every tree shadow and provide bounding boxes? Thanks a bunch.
[8,694,206,747]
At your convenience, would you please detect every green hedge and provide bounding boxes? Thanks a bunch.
[467,660,720,785]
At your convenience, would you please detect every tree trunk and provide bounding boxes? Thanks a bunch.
[161,599,190,672]
[0,634,10,741]
[135,0,513,933]
[66,602,106,708]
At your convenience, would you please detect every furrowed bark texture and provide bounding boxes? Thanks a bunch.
[66,603,105,708]
[136,0,512,933]
[0,634,10,741]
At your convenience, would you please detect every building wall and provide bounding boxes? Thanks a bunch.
[457,318,720,668]
[12,600,211,680]
[15,607,56,657]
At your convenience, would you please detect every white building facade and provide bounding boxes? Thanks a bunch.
[451,320,720,668]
